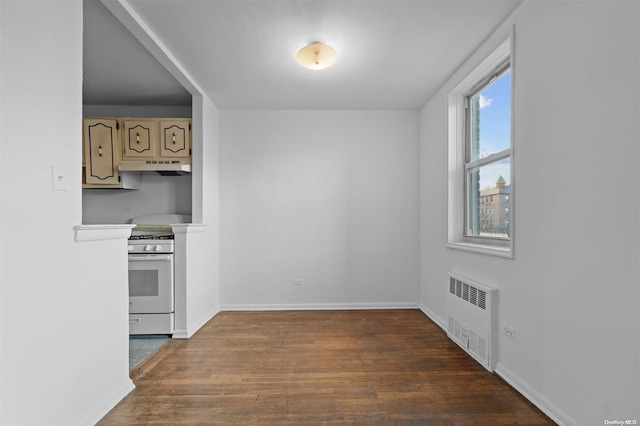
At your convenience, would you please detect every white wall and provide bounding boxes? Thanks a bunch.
[220,110,419,309]
[83,104,191,118]
[82,174,193,224]
[0,0,3,419]
[419,1,640,425]
[174,94,221,337]
[193,95,221,322]
[1,1,133,424]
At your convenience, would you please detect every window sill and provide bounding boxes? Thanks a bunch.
[446,241,513,259]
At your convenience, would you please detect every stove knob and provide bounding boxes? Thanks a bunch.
[144,245,153,251]
[155,245,162,251]
[127,245,134,251]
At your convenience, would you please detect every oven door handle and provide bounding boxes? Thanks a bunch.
[128,255,172,261]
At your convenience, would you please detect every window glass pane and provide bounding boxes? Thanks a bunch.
[466,158,510,238]
[469,69,510,161]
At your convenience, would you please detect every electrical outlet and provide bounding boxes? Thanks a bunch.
[502,325,516,340]
[293,279,304,286]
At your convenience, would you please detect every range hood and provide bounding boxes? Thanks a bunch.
[119,161,191,176]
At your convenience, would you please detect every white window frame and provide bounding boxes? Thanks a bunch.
[447,36,514,258]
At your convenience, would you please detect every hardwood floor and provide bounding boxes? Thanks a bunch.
[99,310,554,425]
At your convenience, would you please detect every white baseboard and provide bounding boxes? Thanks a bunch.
[418,303,447,330]
[187,306,220,337]
[494,363,572,426]
[220,302,419,311]
[78,378,134,425]
[172,329,189,339]
[173,306,220,339]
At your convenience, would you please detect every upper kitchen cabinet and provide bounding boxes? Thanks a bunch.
[122,119,157,160]
[82,117,192,188]
[159,119,191,158]
[83,118,120,185]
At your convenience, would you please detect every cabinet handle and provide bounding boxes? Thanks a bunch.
[136,133,140,144]
[98,145,103,157]
[172,133,176,144]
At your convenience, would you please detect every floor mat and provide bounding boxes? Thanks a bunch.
[129,335,169,370]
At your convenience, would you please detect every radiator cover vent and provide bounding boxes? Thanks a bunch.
[447,273,498,371]
[449,276,488,310]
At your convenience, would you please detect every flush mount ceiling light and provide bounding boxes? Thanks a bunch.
[295,42,337,70]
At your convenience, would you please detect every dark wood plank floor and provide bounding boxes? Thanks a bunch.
[99,310,555,425]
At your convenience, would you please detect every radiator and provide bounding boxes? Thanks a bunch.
[447,273,498,372]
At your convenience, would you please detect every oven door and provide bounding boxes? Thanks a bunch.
[128,253,174,314]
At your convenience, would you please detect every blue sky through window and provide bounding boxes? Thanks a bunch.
[476,69,510,189]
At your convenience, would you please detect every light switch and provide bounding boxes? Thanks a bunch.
[52,165,69,192]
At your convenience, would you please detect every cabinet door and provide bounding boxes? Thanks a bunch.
[83,118,120,184]
[123,119,156,160]
[159,119,190,158]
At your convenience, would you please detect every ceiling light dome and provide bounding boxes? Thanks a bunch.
[295,42,337,70]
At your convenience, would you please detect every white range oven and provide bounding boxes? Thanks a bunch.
[127,233,175,335]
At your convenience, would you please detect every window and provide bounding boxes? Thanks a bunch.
[448,37,513,258]
[465,65,510,240]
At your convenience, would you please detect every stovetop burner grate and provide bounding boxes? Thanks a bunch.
[129,234,175,240]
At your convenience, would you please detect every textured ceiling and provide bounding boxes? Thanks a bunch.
[83,0,522,109]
